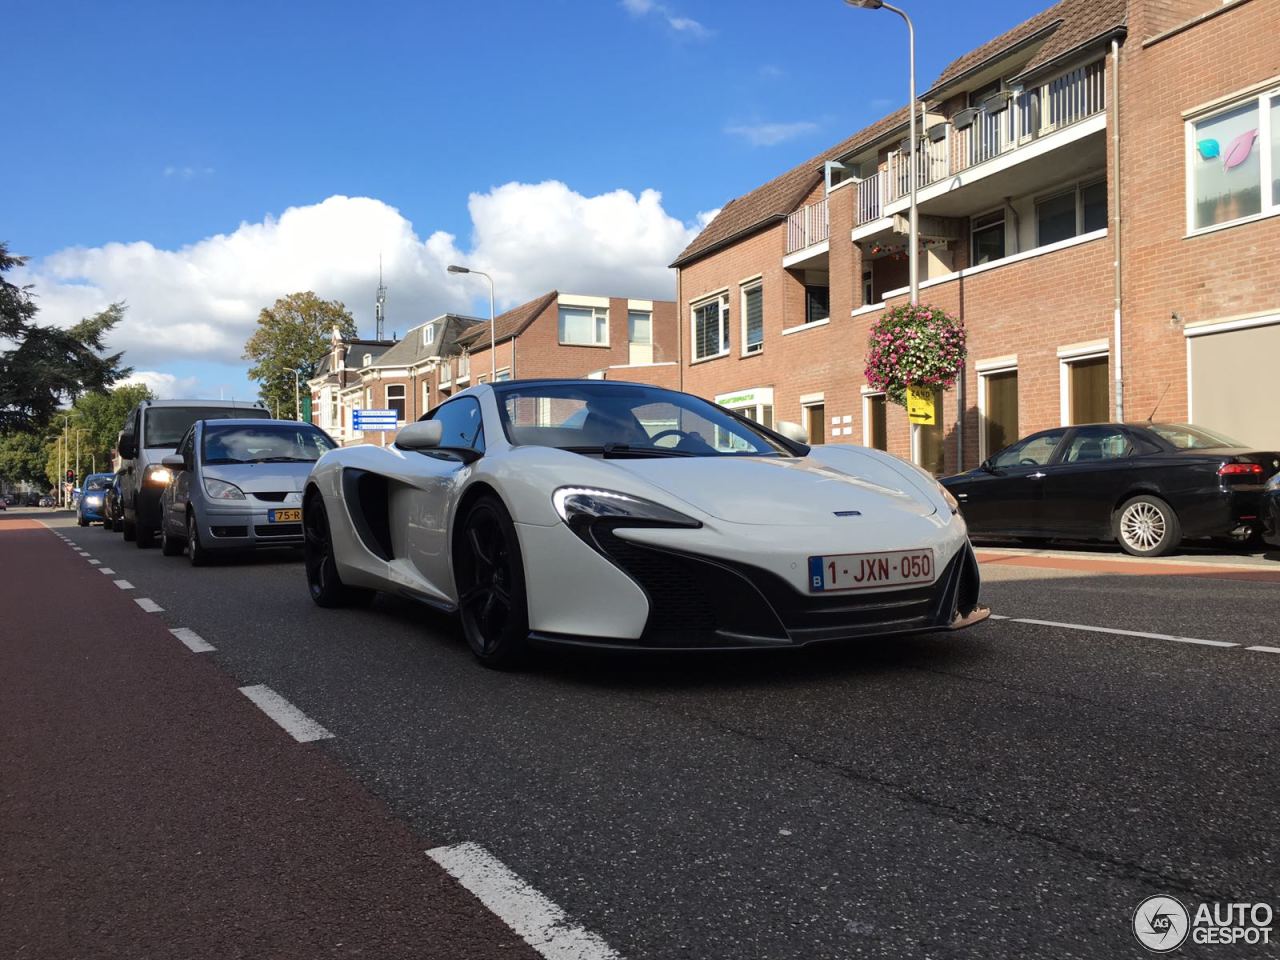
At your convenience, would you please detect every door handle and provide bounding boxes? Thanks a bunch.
[1028,471,1046,479]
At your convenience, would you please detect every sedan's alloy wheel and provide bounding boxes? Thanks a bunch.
[1115,495,1180,557]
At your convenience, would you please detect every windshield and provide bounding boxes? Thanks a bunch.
[201,423,336,464]
[494,382,791,457]
[143,406,269,448]
[85,475,113,491]
[1148,423,1244,450]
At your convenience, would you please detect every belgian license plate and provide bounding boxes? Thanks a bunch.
[268,508,301,523]
[808,548,935,593]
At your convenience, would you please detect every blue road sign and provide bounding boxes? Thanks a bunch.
[354,408,398,431]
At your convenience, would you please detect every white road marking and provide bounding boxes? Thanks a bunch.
[113,579,134,590]
[88,559,100,565]
[170,627,215,653]
[238,685,333,742]
[134,598,163,613]
[99,567,115,575]
[988,614,1010,620]
[1007,617,1237,648]
[75,550,89,555]
[426,841,622,960]
[1246,645,1280,655]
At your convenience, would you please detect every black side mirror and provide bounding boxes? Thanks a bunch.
[118,433,137,459]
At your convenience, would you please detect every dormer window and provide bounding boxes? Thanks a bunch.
[363,353,372,367]
[422,323,436,346]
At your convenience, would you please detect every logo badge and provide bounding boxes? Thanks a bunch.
[1134,896,1190,953]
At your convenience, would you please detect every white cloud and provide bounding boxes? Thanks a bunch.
[620,0,709,38]
[724,120,820,147]
[119,370,200,398]
[19,185,705,371]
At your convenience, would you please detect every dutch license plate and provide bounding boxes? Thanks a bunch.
[268,508,301,523]
[808,548,935,593]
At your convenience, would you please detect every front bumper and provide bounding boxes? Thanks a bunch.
[80,499,106,521]
[199,503,304,550]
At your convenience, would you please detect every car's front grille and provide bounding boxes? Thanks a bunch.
[251,491,291,503]
[254,523,302,538]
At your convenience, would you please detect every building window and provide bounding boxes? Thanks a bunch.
[1036,179,1107,246]
[863,393,887,451]
[1188,96,1276,230]
[862,270,874,305]
[692,294,729,361]
[458,353,470,379]
[1065,355,1109,424]
[559,305,609,346]
[365,387,373,408]
[805,285,829,325]
[980,368,1019,459]
[423,381,431,414]
[362,353,372,367]
[741,283,763,354]
[386,384,406,422]
[971,210,1005,264]
[805,402,825,444]
[422,323,436,346]
[495,368,511,382]
[329,393,338,427]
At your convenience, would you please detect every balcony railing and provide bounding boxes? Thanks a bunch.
[786,198,829,253]
[856,171,884,225]
[885,59,1105,204]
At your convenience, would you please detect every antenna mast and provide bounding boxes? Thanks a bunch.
[375,254,387,341]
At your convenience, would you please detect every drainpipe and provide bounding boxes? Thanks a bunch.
[1111,38,1124,421]
[676,268,684,390]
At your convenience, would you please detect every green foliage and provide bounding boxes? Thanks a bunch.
[864,303,967,407]
[0,429,50,488]
[243,291,355,418]
[0,241,132,432]
[65,382,154,478]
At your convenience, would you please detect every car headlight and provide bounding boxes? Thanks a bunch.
[552,486,701,541]
[203,477,246,500]
[936,480,959,515]
[145,466,173,485]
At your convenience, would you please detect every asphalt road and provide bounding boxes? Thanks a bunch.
[8,508,1280,959]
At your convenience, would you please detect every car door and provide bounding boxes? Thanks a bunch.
[396,397,487,596]
[166,427,196,534]
[957,429,1068,535]
[1039,426,1137,538]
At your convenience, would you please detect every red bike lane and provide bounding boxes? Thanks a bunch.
[0,516,537,960]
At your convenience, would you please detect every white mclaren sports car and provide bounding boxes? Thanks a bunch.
[302,379,989,667]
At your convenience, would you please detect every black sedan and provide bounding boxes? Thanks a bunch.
[942,423,1280,557]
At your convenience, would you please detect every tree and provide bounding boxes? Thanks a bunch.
[243,292,355,418]
[66,382,154,475]
[0,429,50,489]
[0,241,131,432]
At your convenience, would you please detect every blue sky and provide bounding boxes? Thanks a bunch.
[4,0,1052,400]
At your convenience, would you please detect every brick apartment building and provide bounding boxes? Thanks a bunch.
[672,0,1280,474]
[314,292,677,444]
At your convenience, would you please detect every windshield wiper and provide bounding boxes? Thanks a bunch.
[562,443,695,458]
[203,457,248,464]
[254,456,316,463]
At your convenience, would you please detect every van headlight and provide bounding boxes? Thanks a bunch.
[145,466,173,485]
[204,477,246,500]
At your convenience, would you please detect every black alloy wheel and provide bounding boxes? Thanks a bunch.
[455,495,529,669]
[303,492,373,607]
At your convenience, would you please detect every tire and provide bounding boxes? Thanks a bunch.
[113,517,123,533]
[303,492,374,607]
[122,517,136,541]
[1115,495,1181,558]
[161,522,184,556]
[454,494,530,669]
[187,513,210,567]
[78,515,88,527]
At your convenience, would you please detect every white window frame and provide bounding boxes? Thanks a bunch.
[691,293,730,363]
[976,358,1019,461]
[861,389,887,449]
[423,381,431,414]
[457,352,470,382]
[362,353,372,367]
[1057,341,1110,426]
[558,305,610,347]
[1185,85,1279,236]
[970,207,1006,265]
[627,309,653,346]
[801,394,826,444]
[422,323,436,346]
[386,383,406,422]
[740,281,764,356]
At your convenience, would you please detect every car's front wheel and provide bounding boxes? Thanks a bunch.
[187,513,209,567]
[136,524,155,548]
[303,491,373,607]
[161,521,184,556]
[1115,495,1181,557]
[455,495,529,669]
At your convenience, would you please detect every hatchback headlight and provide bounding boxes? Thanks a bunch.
[204,477,246,500]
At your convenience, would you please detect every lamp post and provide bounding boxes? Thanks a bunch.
[843,0,918,306]
[447,265,496,381]
[60,414,72,507]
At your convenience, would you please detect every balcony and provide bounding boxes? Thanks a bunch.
[884,59,1106,205]
[785,198,829,254]
[856,171,885,226]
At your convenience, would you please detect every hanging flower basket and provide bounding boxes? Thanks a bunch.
[864,303,967,407]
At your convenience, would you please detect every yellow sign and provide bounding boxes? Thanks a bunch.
[906,387,936,426]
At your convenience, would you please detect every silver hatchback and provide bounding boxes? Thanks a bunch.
[159,418,337,564]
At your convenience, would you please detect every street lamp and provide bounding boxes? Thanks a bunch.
[843,0,919,305]
[447,264,496,381]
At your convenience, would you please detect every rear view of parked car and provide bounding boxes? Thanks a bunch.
[942,422,1280,557]
[116,398,270,547]
[158,418,337,565]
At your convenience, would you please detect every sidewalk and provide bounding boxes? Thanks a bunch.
[0,516,537,960]
[975,545,1280,583]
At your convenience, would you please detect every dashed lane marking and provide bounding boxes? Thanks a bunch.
[1247,645,1280,655]
[1001,617,1237,648]
[135,598,163,613]
[113,579,134,590]
[170,627,215,653]
[238,685,333,743]
[426,841,622,960]
[99,567,115,575]
[88,559,100,565]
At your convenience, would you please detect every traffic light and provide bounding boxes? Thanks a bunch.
[65,469,75,483]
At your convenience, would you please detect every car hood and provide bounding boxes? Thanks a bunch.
[201,462,315,493]
[608,454,934,526]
